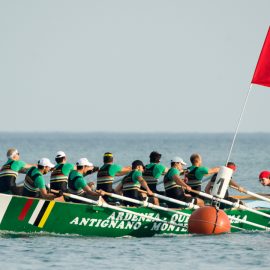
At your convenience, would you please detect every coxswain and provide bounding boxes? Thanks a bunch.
[68,158,105,203]
[142,151,168,194]
[115,160,159,205]
[0,148,36,195]
[186,153,220,192]
[258,171,270,186]
[50,151,75,192]
[205,162,244,208]
[97,152,131,193]
[22,158,59,199]
[163,157,204,207]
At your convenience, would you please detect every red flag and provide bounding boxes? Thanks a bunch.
[251,27,270,87]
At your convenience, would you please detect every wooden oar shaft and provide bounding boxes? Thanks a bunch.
[105,192,191,218]
[232,194,270,200]
[59,190,186,229]
[230,185,270,204]
[190,188,270,218]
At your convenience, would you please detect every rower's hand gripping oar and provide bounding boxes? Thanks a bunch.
[230,185,270,204]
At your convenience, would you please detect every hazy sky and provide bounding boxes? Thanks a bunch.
[0,0,270,132]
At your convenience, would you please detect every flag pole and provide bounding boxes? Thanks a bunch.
[226,84,253,164]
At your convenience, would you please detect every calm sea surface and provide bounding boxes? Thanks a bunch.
[0,132,269,270]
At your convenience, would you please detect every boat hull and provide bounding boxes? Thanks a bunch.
[0,194,269,237]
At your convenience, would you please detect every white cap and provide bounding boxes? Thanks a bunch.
[38,158,55,168]
[55,151,66,158]
[171,156,187,165]
[76,158,93,167]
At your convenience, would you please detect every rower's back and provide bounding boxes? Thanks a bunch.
[50,152,73,192]
[142,151,167,193]
[96,152,123,193]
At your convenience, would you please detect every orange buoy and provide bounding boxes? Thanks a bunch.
[188,206,231,235]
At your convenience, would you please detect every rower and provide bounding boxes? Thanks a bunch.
[258,171,270,186]
[186,153,220,193]
[22,158,58,199]
[142,151,168,194]
[114,160,159,206]
[50,151,75,192]
[97,152,131,194]
[205,162,244,208]
[68,158,105,203]
[0,148,36,195]
[163,157,204,207]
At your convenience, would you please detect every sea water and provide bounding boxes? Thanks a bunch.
[0,132,269,270]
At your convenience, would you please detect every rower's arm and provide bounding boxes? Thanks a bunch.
[206,167,220,176]
[19,164,37,173]
[40,188,56,200]
[116,166,132,176]
[138,176,153,195]
[230,179,245,192]
[114,183,123,195]
[173,175,191,191]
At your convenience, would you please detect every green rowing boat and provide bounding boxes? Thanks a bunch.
[0,193,269,237]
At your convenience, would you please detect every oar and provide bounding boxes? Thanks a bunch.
[104,191,244,231]
[230,185,270,204]
[188,188,270,230]
[151,192,200,210]
[104,191,190,218]
[231,194,270,200]
[51,189,186,229]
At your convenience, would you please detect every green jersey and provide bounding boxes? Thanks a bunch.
[0,159,27,193]
[142,163,166,192]
[68,170,87,195]
[97,163,123,185]
[122,170,142,191]
[186,165,209,187]
[144,163,166,178]
[163,167,181,191]
[50,163,74,191]
[0,159,27,178]
[50,163,74,181]
[22,167,46,198]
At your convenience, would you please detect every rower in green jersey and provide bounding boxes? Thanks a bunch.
[186,153,220,192]
[115,160,159,206]
[22,158,60,200]
[163,156,204,207]
[97,152,131,193]
[50,151,75,192]
[0,148,36,195]
[143,151,168,193]
[68,158,105,203]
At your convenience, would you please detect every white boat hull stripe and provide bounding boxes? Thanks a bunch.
[29,199,45,225]
[0,194,12,224]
